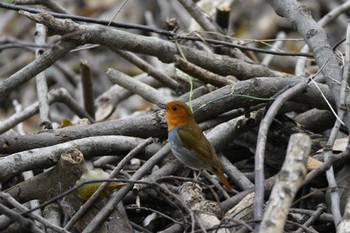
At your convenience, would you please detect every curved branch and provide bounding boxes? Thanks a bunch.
[267,0,349,128]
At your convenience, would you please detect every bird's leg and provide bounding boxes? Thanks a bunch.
[189,170,202,188]
[193,170,202,184]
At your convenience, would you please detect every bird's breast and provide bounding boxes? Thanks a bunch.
[168,127,212,171]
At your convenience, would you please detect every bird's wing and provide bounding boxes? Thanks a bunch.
[177,123,217,164]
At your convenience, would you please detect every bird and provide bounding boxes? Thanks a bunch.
[162,100,231,190]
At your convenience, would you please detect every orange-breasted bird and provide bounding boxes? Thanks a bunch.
[162,101,231,190]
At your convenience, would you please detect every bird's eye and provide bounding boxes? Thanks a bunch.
[172,106,177,111]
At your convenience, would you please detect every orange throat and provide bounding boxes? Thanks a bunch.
[167,115,188,132]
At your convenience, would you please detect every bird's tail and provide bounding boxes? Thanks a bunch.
[215,169,231,190]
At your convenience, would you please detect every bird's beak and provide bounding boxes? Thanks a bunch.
[157,102,167,109]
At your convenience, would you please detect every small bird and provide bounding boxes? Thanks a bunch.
[162,101,231,190]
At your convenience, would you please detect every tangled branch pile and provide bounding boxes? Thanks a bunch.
[0,0,350,232]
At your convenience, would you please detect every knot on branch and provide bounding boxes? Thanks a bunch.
[298,5,312,17]
[306,29,318,39]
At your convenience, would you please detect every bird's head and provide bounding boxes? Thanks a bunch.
[162,101,194,131]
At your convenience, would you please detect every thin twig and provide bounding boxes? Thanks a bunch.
[0,192,68,233]
[114,49,179,90]
[323,20,350,227]
[0,201,44,233]
[80,60,95,120]
[34,23,52,129]
[295,204,326,233]
[81,144,171,233]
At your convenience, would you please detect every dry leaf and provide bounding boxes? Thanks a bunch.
[76,168,124,201]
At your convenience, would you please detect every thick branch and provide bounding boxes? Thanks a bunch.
[20,11,287,79]
[260,134,311,232]
[0,77,334,154]
[267,0,350,128]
